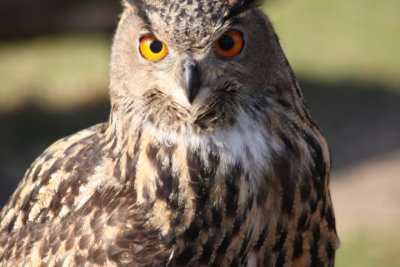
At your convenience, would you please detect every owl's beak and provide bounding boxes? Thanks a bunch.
[183,60,201,104]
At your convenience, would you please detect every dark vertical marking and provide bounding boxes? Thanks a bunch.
[326,240,336,260]
[292,233,304,259]
[211,207,222,228]
[30,164,42,183]
[297,209,311,231]
[213,233,234,266]
[233,218,242,235]
[198,238,215,264]
[274,151,295,214]
[225,164,241,217]
[275,251,286,267]
[146,143,160,164]
[146,143,179,207]
[38,157,64,186]
[326,205,336,231]
[125,154,138,184]
[311,224,321,267]
[218,233,233,254]
[133,129,142,155]
[300,179,311,202]
[39,241,50,258]
[257,187,268,205]
[263,251,272,266]
[278,131,300,158]
[49,193,61,215]
[312,224,321,246]
[74,254,86,265]
[187,148,219,214]
[231,258,239,267]
[238,231,253,264]
[310,196,318,214]
[291,122,327,200]
[254,226,268,251]
[183,220,202,242]
[113,159,122,179]
[20,189,35,212]
[89,248,107,265]
[175,246,194,265]
[63,156,76,173]
[187,150,208,211]
[273,221,287,252]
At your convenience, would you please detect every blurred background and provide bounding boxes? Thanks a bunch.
[0,0,399,266]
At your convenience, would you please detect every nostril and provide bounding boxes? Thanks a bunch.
[184,60,197,73]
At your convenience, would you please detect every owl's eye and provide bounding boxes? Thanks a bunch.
[214,30,244,59]
[139,34,168,62]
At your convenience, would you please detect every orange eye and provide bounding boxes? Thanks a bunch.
[214,30,244,59]
[139,34,168,62]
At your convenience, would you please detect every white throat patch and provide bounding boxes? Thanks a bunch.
[143,108,282,191]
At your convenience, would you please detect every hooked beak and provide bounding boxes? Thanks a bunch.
[183,60,201,104]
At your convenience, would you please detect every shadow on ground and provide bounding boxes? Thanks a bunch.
[302,80,400,170]
[1,80,400,207]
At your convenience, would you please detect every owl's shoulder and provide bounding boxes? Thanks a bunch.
[0,123,108,233]
[0,122,175,265]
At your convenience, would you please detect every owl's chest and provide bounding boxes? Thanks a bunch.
[133,124,281,265]
[135,118,280,202]
[134,122,278,208]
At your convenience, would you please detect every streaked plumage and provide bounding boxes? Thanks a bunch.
[0,0,339,266]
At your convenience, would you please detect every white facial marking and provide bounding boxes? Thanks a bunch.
[171,88,191,107]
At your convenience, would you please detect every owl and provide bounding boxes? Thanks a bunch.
[0,0,339,266]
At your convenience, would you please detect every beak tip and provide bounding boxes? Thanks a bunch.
[188,95,196,104]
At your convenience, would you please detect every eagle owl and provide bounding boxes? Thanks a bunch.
[0,0,339,266]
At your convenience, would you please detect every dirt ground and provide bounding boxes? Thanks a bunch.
[331,151,400,234]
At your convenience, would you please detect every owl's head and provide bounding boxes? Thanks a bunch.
[110,0,296,132]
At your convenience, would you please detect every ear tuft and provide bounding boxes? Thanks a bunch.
[227,0,264,17]
[228,0,264,8]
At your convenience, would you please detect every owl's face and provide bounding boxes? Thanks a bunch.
[110,0,293,131]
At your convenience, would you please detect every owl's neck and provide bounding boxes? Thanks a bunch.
[106,106,281,232]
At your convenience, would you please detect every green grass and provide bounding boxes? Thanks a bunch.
[0,34,110,111]
[336,226,400,267]
[264,0,400,87]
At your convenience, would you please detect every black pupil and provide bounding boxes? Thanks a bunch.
[218,34,235,51]
[150,40,163,54]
